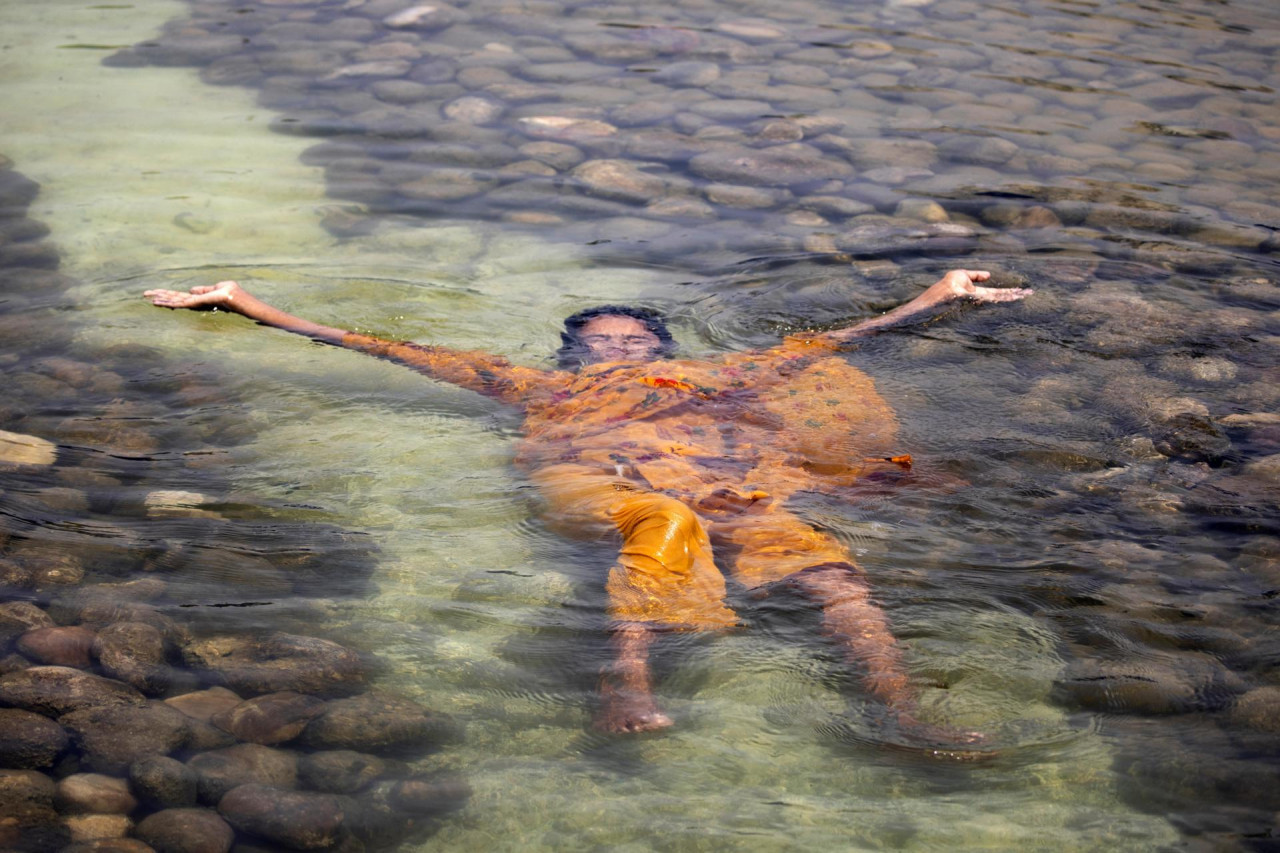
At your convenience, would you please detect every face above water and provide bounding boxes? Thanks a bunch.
[578,315,665,365]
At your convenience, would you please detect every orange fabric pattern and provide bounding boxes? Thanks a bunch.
[343,331,903,629]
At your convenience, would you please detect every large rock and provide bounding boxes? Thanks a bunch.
[135,808,234,853]
[130,755,198,809]
[63,814,133,842]
[184,633,368,698]
[60,701,190,773]
[386,774,471,816]
[300,692,458,755]
[0,769,66,851]
[55,773,137,814]
[689,143,852,187]
[0,429,57,466]
[16,625,96,668]
[0,601,55,649]
[61,839,156,853]
[218,784,345,850]
[1229,686,1280,734]
[164,686,241,751]
[92,622,170,695]
[210,691,325,745]
[570,159,670,204]
[298,750,388,794]
[0,707,68,768]
[0,666,145,716]
[187,743,298,804]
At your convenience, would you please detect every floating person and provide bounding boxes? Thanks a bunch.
[145,269,1030,744]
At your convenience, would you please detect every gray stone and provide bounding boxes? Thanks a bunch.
[218,784,345,850]
[442,95,503,124]
[517,141,584,171]
[0,666,144,717]
[60,702,190,773]
[570,159,670,204]
[135,808,233,853]
[398,170,497,201]
[0,708,67,768]
[689,143,853,187]
[841,138,938,170]
[1229,686,1280,734]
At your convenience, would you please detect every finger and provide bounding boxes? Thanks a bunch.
[189,286,216,295]
[961,269,990,281]
[972,287,1033,302]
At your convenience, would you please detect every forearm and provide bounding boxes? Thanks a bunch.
[814,269,1030,347]
[220,288,348,345]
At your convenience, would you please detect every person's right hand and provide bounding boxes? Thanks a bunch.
[144,280,243,311]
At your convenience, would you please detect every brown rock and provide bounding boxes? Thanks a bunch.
[1229,686,1280,734]
[63,813,133,842]
[0,707,68,768]
[301,692,458,755]
[211,691,325,745]
[0,601,55,648]
[570,159,669,204]
[165,686,243,722]
[218,784,345,850]
[16,625,96,668]
[183,633,367,698]
[298,750,388,794]
[61,840,156,853]
[130,755,198,808]
[60,701,190,773]
[92,622,170,695]
[387,774,470,816]
[56,773,137,814]
[135,808,234,853]
[0,768,65,851]
[187,743,298,804]
[0,666,145,716]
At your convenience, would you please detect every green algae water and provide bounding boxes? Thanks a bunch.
[2,0,1278,848]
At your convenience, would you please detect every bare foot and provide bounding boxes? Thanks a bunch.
[893,712,994,761]
[594,677,674,734]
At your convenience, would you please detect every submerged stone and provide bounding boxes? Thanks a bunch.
[15,626,95,668]
[298,750,388,794]
[135,808,234,853]
[218,784,345,850]
[63,814,133,842]
[689,143,853,187]
[0,769,65,852]
[130,755,198,809]
[211,691,326,745]
[60,701,190,773]
[187,743,298,804]
[0,666,145,717]
[0,429,57,467]
[0,708,68,769]
[92,622,170,696]
[183,633,368,698]
[300,691,457,755]
[55,773,137,815]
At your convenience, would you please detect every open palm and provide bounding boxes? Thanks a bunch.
[143,280,241,311]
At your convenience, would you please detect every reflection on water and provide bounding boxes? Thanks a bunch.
[1,0,1279,848]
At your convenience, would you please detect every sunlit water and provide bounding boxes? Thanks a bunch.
[2,0,1278,848]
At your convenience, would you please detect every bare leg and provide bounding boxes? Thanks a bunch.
[595,623,673,733]
[790,563,983,747]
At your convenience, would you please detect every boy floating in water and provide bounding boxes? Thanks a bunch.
[145,269,1029,744]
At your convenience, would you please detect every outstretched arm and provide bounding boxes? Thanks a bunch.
[144,280,347,344]
[814,269,1032,347]
[144,280,561,406]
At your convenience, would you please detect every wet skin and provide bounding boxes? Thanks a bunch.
[145,270,1030,745]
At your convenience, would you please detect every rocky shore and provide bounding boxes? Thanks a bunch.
[0,157,469,852]
[103,0,1279,270]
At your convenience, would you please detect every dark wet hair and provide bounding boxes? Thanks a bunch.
[556,304,677,370]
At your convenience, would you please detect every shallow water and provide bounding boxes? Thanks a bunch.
[1,0,1279,848]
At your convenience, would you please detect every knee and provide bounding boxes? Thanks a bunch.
[614,495,703,541]
[788,561,870,601]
